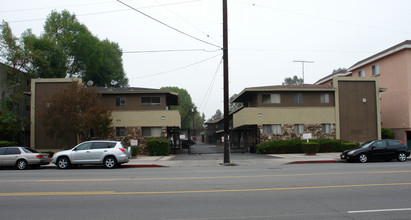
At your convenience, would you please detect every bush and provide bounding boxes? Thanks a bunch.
[146,137,170,156]
[382,128,395,139]
[130,145,139,156]
[301,142,320,155]
[0,141,18,147]
[256,139,359,154]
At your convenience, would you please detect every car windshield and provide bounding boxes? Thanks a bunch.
[23,148,39,153]
[360,141,374,149]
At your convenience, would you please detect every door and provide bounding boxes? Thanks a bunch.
[89,142,109,162]
[369,140,389,159]
[0,148,7,166]
[70,142,92,163]
[2,147,21,166]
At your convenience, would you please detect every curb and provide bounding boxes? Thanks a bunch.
[122,164,167,168]
[287,160,338,164]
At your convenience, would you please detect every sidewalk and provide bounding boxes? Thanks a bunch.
[123,152,343,168]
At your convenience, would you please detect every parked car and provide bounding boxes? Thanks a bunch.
[340,139,410,163]
[0,147,51,170]
[52,140,129,169]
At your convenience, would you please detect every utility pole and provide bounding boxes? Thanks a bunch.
[293,60,314,84]
[223,0,230,164]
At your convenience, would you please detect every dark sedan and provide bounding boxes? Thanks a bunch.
[340,139,410,163]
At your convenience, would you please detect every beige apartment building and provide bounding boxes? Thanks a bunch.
[316,40,411,146]
[31,78,181,151]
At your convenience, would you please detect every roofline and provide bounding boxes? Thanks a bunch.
[96,89,179,96]
[314,71,352,85]
[348,40,411,71]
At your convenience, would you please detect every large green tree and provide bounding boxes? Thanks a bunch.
[37,82,112,141]
[161,86,204,131]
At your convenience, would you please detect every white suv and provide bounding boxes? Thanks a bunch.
[52,141,129,169]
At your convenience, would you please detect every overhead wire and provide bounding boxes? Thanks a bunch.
[116,0,221,49]
[123,48,220,53]
[128,53,222,79]
[198,56,223,113]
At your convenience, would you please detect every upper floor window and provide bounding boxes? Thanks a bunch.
[142,97,160,106]
[263,124,282,134]
[320,93,330,104]
[372,64,380,76]
[116,97,126,107]
[294,93,303,104]
[358,69,365,77]
[262,94,280,104]
[295,124,304,134]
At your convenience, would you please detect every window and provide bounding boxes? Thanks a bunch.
[358,69,365,77]
[295,124,304,134]
[322,124,331,134]
[372,64,380,76]
[263,124,282,134]
[75,142,92,151]
[373,140,387,148]
[262,94,281,104]
[142,127,162,137]
[320,94,330,104]
[142,97,161,106]
[294,93,303,104]
[116,127,126,137]
[116,97,126,107]
[5,148,21,155]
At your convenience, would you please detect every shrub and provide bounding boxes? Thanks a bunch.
[301,142,320,155]
[381,128,395,139]
[130,145,139,156]
[146,137,170,156]
[256,140,303,154]
[0,141,18,147]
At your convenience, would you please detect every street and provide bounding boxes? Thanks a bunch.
[1,160,411,219]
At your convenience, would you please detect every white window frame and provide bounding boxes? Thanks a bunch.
[322,124,331,134]
[262,93,281,104]
[263,124,282,134]
[320,93,330,104]
[295,124,304,134]
[142,127,162,137]
[372,64,380,76]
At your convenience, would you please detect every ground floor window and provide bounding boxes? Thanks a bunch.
[142,127,162,137]
[116,127,126,137]
[263,124,282,134]
[295,124,304,134]
[322,124,331,134]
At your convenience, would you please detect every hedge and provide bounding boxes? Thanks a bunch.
[146,137,170,156]
[0,141,18,147]
[301,142,320,155]
[256,139,358,154]
[130,145,139,157]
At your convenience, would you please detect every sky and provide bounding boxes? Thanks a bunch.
[2,0,411,119]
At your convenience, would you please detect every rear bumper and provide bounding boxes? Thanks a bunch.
[116,154,129,164]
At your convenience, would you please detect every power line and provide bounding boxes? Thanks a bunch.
[117,0,221,49]
[128,53,222,79]
[123,48,220,54]
[198,56,223,112]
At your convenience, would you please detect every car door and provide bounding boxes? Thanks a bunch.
[70,142,92,163]
[369,140,389,159]
[89,142,108,163]
[0,148,7,166]
[2,147,21,166]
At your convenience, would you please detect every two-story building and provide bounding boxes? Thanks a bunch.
[230,77,381,151]
[316,40,411,146]
[30,78,181,152]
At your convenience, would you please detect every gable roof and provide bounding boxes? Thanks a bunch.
[348,40,411,71]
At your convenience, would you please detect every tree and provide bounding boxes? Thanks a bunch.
[161,86,204,131]
[0,101,25,141]
[37,82,112,141]
[210,109,223,120]
[282,75,304,85]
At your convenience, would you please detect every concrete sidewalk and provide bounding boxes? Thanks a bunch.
[122,152,343,168]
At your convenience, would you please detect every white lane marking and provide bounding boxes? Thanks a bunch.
[348,208,411,214]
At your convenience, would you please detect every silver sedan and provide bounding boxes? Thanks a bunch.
[0,147,51,169]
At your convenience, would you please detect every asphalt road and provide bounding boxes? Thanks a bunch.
[1,161,411,219]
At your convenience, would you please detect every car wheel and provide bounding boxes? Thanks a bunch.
[103,156,117,169]
[397,152,407,162]
[359,154,368,163]
[16,159,28,170]
[57,157,71,169]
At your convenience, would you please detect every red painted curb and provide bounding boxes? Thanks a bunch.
[287,160,337,164]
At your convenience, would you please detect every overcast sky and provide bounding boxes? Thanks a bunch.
[2,0,411,119]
